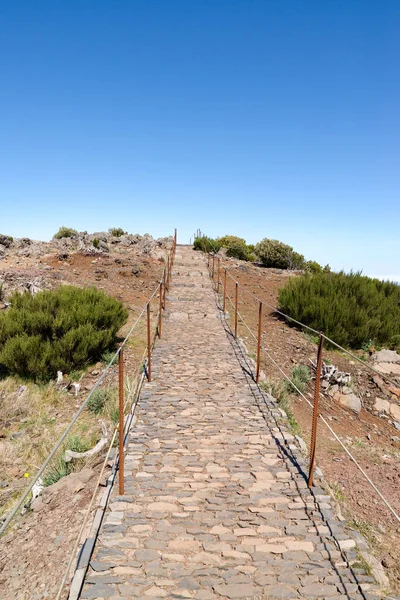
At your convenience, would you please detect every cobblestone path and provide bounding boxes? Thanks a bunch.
[81,247,378,600]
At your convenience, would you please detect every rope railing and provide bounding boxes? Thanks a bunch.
[201,242,400,525]
[0,229,177,543]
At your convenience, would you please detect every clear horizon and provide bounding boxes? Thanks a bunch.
[1,1,399,281]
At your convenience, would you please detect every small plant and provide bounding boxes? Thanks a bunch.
[53,226,78,239]
[87,388,108,414]
[68,435,91,453]
[109,227,126,237]
[330,481,345,502]
[43,455,71,486]
[286,364,311,395]
[110,406,119,425]
[92,238,100,249]
[259,378,301,436]
[101,349,119,365]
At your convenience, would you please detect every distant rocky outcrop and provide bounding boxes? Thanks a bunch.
[0,231,173,261]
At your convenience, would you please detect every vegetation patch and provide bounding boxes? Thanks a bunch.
[53,226,78,239]
[0,286,128,380]
[87,388,109,414]
[278,271,400,349]
[109,227,126,237]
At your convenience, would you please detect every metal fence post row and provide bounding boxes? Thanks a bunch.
[118,345,124,495]
[308,333,324,488]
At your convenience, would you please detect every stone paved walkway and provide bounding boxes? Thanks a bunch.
[80,247,379,600]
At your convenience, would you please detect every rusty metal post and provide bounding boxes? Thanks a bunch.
[163,269,167,309]
[217,258,220,294]
[223,269,227,313]
[212,256,215,281]
[158,280,163,337]
[308,334,324,488]
[118,345,124,495]
[147,302,152,382]
[256,301,263,383]
[167,255,170,289]
[234,282,238,338]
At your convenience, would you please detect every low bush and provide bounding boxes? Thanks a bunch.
[225,239,249,260]
[193,236,221,253]
[101,349,119,365]
[286,364,311,394]
[0,286,128,380]
[92,238,100,248]
[109,227,126,237]
[87,389,108,414]
[278,271,400,349]
[53,226,78,239]
[255,238,305,269]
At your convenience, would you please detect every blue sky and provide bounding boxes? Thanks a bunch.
[0,1,399,279]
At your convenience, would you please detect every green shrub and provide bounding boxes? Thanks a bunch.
[286,364,311,394]
[43,455,71,486]
[306,261,323,274]
[216,235,254,261]
[259,378,301,435]
[255,238,305,269]
[68,435,91,453]
[53,226,78,239]
[101,349,119,365]
[110,406,120,425]
[109,227,126,237]
[225,239,249,260]
[278,271,400,349]
[193,236,221,253]
[247,253,256,262]
[87,389,108,414]
[0,286,128,380]
[92,238,100,248]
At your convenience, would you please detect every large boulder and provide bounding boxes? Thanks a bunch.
[372,349,400,364]
[0,235,12,248]
[334,389,362,414]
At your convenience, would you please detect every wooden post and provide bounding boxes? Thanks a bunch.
[158,281,163,337]
[163,269,167,309]
[167,256,170,290]
[223,269,227,313]
[256,301,263,383]
[212,256,215,281]
[235,282,238,338]
[308,334,324,488]
[217,259,220,294]
[147,302,152,382]
[118,345,124,495]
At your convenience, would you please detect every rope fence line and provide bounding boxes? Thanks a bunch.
[203,244,400,525]
[0,229,177,539]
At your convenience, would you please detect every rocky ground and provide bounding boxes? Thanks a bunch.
[216,256,400,594]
